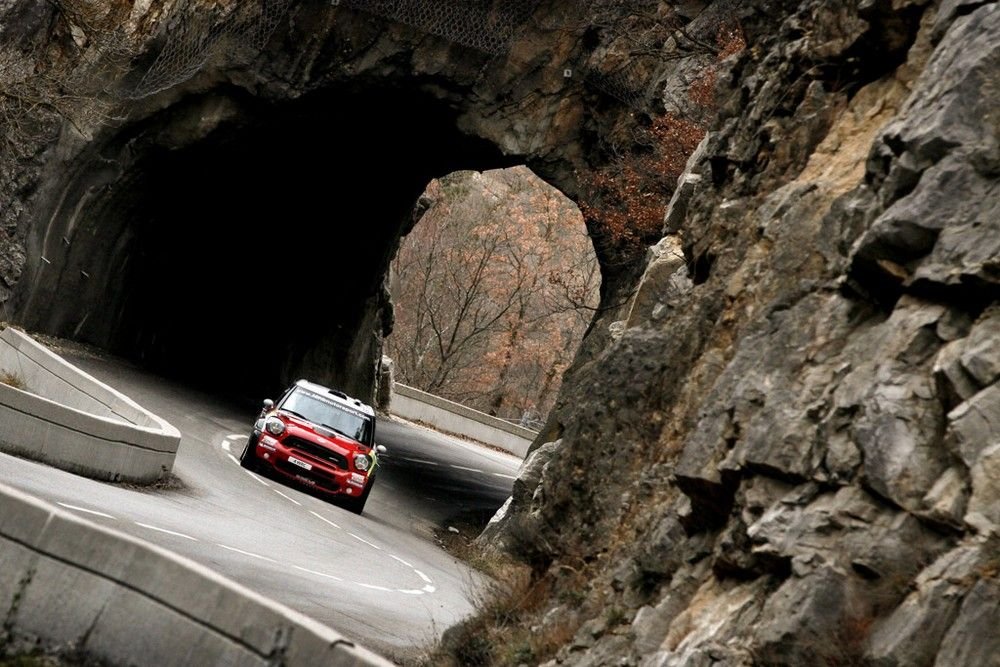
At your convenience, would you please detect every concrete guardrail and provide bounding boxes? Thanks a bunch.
[0,483,391,666]
[0,327,180,483]
[390,384,537,457]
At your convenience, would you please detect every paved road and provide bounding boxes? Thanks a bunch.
[0,353,521,663]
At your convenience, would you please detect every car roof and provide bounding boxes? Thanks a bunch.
[292,379,376,417]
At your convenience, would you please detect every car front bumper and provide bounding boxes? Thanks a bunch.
[255,434,369,498]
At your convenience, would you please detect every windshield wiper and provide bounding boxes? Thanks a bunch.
[279,408,308,420]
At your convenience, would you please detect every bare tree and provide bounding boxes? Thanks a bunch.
[387,168,599,422]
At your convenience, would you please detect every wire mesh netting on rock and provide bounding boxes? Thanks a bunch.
[128,0,294,98]
[339,0,541,55]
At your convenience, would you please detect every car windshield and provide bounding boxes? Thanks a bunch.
[279,388,373,445]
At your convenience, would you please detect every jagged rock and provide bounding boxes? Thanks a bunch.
[946,384,1000,470]
[852,3,1000,296]
[920,466,970,529]
[865,543,988,667]
[752,567,857,666]
[477,439,560,549]
[935,339,983,406]
[635,514,689,579]
[663,136,709,233]
[375,355,394,412]
[933,577,1000,666]
[746,486,948,582]
[966,442,1000,533]
[608,321,626,341]
[960,307,1000,387]
[649,577,766,667]
[625,236,690,328]
[0,233,24,289]
[632,560,713,658]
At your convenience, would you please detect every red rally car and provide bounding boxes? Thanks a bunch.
[239,379,385,514]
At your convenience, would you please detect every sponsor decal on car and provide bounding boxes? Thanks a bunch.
[298,388,369,421]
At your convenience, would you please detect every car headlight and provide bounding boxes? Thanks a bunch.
[353,453,370,472]
[265,416,285,436]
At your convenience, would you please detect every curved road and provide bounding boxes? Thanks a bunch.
[0,352,520,664]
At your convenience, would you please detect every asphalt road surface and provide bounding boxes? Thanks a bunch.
[0,352,521,664]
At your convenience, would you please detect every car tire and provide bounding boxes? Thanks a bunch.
[341,474,375,515]
[240,432,261,471]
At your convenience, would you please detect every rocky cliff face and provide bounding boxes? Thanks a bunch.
[483,0,1000,665]
[2,0,999,664]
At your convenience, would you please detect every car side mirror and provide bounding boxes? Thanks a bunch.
[375,444,387,455]
[262,398,274,411]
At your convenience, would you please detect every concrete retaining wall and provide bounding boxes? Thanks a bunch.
[390,384,536,457]
[0,483,391,666]
[0,328,180,483]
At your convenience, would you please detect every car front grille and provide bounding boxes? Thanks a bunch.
[284,436,349,469]
[275,460,339,491]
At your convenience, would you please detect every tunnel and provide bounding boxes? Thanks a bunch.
[13,84,517,403]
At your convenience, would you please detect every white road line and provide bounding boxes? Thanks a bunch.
[403,458,439,466]
[228,434,246,441]
[390,554,413,568]
[493,472,517,480]
[245,470,269,486]
[449,464,482,473]
[135,522,197,541]
[356,582,393,592]
[272,489,302,506]
[57,503,116,520]
[218,544,277,563]
[293,565,344,582]
[310,511,341,530]
[348,533,382,550]
[217,440,437,598]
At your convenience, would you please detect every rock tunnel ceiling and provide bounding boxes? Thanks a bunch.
[4,0,692,401]
[16,85,518,400]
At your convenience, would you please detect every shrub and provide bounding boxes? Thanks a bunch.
[0,370,26,390]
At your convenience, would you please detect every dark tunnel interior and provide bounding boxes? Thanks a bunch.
[18,84,516,403]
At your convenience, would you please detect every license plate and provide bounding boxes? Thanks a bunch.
[288,456,312,470]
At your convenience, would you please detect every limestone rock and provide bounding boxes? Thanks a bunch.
[625,235,690,328]
[966,443,1000,533]
[865,544,987,667]
[934,577,1000,666]
[947,384,1000,470]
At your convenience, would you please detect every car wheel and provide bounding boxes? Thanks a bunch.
[341,474,375,515]
[239,432,261,471]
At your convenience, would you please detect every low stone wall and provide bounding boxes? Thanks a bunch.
[0,483,391,666]
[390,384,536,457]
[0,328,180,483]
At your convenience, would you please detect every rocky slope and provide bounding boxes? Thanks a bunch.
[1,0,999,665]
[482,0,1000,664]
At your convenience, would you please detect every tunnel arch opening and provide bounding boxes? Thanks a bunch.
[16,82,525,403]
[7,0,672,414]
